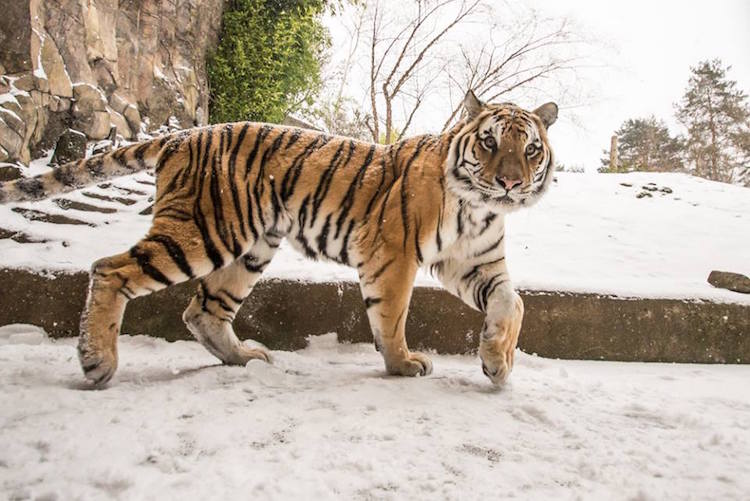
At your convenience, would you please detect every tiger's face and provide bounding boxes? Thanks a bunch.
[445,91,557,212]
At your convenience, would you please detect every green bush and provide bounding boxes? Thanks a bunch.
[208,0,330,124]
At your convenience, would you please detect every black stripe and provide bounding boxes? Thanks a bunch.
[194,129,225,269]
[295,195,317,258]
[364,297,382,309]
[156,138,183,173]
[145,234,194,278]
[209,144,234,255]
[16,178,45,199]
[461,257,505,281]
[86,157,105,179]
[269,178,283,229]
[367,258,395,284]
[129,245,173,286]
[134,142,150,170]
[316,214,332,257]
[474,234,504,257]
[219,288,244,305]
[399,137,430,247]
[338,219,355,265]
[286,128,302,149]
[244,125,272,178]
[53,165,77,187]
[253,131,286,233]
[479,213,497,235]
[228,123,250,241]
[281,136,328,201]
[242,254,270,273]
[364,156,387,217]
[310,140,348,225]
[335,144,376,238]
[200,282,235,314]
[414,219,423,264]
[436,177,445,251]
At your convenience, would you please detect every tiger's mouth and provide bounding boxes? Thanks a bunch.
[495,194,516,204]
[464,172,525,206]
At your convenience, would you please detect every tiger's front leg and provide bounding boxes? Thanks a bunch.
[357,254,433,377]
[436,257,523,385]
[478,289,524,384]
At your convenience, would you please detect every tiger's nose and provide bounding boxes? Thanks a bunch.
[496,176,522,190]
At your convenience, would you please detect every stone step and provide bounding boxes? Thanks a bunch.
[53,198,118,214]
[0,227,48,243]
[10,207,95,226]
[81,192,137,205]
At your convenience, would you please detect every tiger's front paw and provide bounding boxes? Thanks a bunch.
[386,352,433,377]
[78,342,118,386]
[479,343,514,386]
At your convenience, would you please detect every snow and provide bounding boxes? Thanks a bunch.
[0,326,748,500]
[24,148,54,177]
[0,171,748,304]
[33,34,48,81]
[0,75,31,107]
[0,106,22,123]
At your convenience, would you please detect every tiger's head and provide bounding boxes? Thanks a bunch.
[445,90,557,212]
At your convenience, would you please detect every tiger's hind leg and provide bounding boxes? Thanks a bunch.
[182,235,279,365]
[78,231,216,385]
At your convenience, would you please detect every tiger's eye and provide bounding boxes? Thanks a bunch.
[525,143,539,156]
[483,136,497,150]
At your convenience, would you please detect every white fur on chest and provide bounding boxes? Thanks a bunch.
[424,199,507,268]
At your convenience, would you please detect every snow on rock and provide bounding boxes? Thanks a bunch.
[0,171,748,303]
[0,323,48,345]
[0,331,748,499]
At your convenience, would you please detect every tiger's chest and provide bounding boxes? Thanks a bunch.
[422,200,507,267]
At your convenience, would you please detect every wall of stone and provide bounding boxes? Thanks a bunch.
[0,0,224,167]
[1,268,748,364]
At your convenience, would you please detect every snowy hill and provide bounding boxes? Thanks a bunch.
[0,170,747,304]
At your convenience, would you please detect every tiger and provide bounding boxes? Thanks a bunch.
[0,90,557,386]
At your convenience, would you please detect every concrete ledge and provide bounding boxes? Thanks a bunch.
[0,268,747,363]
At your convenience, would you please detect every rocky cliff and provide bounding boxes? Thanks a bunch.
[0,0,224,169]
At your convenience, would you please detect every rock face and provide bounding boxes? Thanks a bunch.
[0,0,224,166]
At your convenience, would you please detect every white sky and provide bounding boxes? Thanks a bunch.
[529,0,750,170]
[325,0,750,170]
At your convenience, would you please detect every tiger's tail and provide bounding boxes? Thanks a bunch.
[0,136,170,204]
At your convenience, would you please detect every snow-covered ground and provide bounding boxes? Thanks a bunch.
[1,325,748,500]
[0,171,748,304]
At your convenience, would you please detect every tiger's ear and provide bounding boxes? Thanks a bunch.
[533,102,558,128]
[463,90,484,120]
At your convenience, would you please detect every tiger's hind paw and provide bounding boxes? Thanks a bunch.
[229,346,272,366]
[386,352,433,377]
[78,345,118,386]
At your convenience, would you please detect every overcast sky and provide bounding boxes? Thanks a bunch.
[326,0,750,170]
[529,0,750,170]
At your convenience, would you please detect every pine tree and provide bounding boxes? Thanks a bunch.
[599,116,684,173]
[675,59,750,185]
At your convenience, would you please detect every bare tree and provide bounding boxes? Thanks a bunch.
[321,0,587,143]
[367,0,481,143]
[441,17,583,131]
[302,5,373,139]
